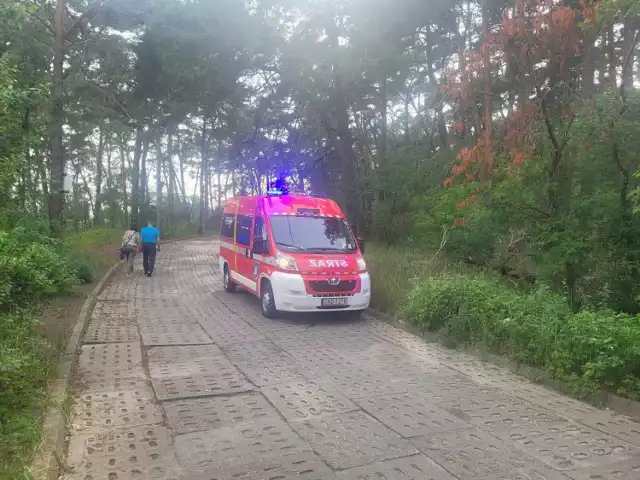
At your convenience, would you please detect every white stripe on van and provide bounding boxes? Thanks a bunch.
[230,271,257,291]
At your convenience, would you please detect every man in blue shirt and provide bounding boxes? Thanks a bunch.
[140,221,161,277]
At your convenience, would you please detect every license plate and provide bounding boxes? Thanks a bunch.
[321,297,349,307]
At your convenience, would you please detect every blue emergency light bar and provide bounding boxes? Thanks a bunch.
[266,190,329,198]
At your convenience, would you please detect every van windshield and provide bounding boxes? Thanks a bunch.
[269,216,357,253]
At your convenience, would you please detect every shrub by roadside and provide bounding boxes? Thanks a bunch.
[64,228,124,279]
[0,227,119,478]
[400,272,640,400]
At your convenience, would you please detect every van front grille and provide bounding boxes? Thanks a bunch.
[309,280,357,293]
[312,293,355,298]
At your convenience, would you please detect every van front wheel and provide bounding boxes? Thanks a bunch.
[260,280,278,318]
[223,266,236,293]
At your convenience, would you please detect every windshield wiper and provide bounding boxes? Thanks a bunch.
[305,247,351,253]
[275,241,304,251]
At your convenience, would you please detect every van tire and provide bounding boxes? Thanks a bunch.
[260,280,278,318]
[223,265,236,293]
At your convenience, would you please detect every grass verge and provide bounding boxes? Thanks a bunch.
[366,243,640,401]
[365,242,454,313]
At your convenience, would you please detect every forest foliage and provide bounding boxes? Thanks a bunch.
[3,0,640,474]
[2,0,639,311]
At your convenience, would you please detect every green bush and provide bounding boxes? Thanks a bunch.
[0,231,78,311]
[402,273,640,399]
[0,310,53,474]
[65,255,94,284]
[549,310,640,398]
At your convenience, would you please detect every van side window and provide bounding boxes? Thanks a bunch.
[236,214,253,246]
[221,214,235,239]
[254,216,266,241]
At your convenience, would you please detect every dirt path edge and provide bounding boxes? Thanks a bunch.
[30,259,123,480]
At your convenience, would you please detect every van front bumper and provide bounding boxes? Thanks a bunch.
[269,271,371,312]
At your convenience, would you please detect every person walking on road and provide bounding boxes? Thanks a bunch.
[140,220,161,277]
[121,224,141,277]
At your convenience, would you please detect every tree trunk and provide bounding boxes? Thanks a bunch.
[171,163,185,208]
[177,131,187,203]
[78,167,94,213]
[332,83,360,226]
[167,124,175,228]
[72,166,81,231]
[205,152,212,222]
[598,32,607,86]
[623,20,636,92]
[199,119,208,234]
[481,0,493,178]
[120,139,128,225]
[190,165,200,222]
[379,76,388,156]
[217,156,222,213]
[155,129,162,228]
[481,0,492,138]
[607,23,617,89]
[106,135,116,225]
[223,174,232,202]
[426,45,448,147]
[49,0,66,237]
[403,94,410,144]
[35,151,49,216]
[582,27,597,97]
[20,107,30,211]
[231,171,237,197]
[94,126,104,225]
[140,133,149,222]
[131,127,142,226]
[27,147,39,213]
[162,167,171,215]
[208,149,216,218]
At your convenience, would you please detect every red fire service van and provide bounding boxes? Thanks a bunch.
[219,189,371,318]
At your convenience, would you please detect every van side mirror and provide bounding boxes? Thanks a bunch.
[252,239,269,255]
[357,237,365,254]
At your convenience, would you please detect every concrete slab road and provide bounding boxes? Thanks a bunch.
[63,238,640,480]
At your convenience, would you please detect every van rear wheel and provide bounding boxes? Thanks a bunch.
[223,266,236,293]
[260,280,278,318]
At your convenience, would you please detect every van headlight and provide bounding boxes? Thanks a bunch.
[276,253,299,271]
[357,256,367,272]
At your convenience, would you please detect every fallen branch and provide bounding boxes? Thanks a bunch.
[425,224,450,265]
